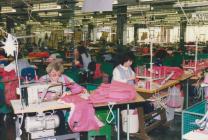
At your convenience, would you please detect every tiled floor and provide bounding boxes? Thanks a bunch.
[0,113,181,140]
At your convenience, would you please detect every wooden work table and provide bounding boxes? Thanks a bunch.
[136,80,179,94]
[134,79,182,140]
[177,71,194,81]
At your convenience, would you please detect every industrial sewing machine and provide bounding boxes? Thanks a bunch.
[18,82,63,139]
[19,82,63,105]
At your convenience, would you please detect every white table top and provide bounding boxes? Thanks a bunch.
[11,100,71,114]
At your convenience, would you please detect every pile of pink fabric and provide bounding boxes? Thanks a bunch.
[59,94,103,132]
[89,81,137,104]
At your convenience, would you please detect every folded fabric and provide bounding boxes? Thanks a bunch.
[89,81,137,104]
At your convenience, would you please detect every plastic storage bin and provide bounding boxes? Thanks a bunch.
[121,109,139,133]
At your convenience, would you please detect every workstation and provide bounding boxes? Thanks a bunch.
[1,0,208,140]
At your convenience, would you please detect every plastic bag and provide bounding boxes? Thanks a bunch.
[166,86,182,108]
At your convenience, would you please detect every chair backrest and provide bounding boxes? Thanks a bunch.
[21,67,35,81]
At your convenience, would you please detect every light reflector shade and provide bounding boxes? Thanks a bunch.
[82,0,113,12]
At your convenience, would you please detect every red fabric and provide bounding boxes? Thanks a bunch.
[0,55,5,59]
[93,63,103,79]
[59,94,102,132]
[163,66,183,80]
[153,66,184,80]
[28,52,49,58]
[89,81,137,104]
[0,70,19,105]
[143,47,149,54]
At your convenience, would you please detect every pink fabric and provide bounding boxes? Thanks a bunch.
[204,74,208,83]
[59,94,103,132]
[89,81,137,104]
[63,75,85,94]
[66,83,85,94]
[0,70,19,105]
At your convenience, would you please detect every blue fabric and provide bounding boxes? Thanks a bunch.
[21,67,35,81]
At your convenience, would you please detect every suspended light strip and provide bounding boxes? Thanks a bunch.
[32,2,61,11]
[38,12,62,17]
[127,5,150,12]
[174,1,208,8]
[1,6,16,13]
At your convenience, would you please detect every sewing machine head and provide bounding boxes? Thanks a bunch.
[21,83,63,105]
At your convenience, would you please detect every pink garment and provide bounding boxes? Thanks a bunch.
[59,94,103,132]
[204,74,208,83]
[63,75,85,94]
[89,81,137,104]
[66,83,85,94]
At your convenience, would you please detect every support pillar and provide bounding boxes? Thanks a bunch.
[180,17,187,56]
[116,5,127,46]
[134,24,139,45]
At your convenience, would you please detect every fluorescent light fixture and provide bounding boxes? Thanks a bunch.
[174,1,208,8]
[1,6,16,13]
[32,2,61,11]
[26,20,41,25]
[127,5,150,12]
[146,10,178,16]
[76,2,83,7]
[38,12,62,17]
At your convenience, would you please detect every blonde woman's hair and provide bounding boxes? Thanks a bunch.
[46,60,64,74]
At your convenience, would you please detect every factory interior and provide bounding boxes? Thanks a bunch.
[0,0,208,140]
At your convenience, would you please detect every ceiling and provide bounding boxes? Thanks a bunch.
[0,0,208,28]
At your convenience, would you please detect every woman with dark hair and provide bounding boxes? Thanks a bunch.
[112,52,135,85]
[77,45,92,71]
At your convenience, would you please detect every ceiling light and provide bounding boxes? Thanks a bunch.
[38,12,62,17]
[127,5,150,12]
[76,2,83,7]
[1,6,16,13]
[32,2,61,11]
[174,1,208,8]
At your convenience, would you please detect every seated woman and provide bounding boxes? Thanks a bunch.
[39,60,85,133]
[112,52,135,85]
[39,60,84,99]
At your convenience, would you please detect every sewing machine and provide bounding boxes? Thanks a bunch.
[19,82,63,106]
[17,82,63,139]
